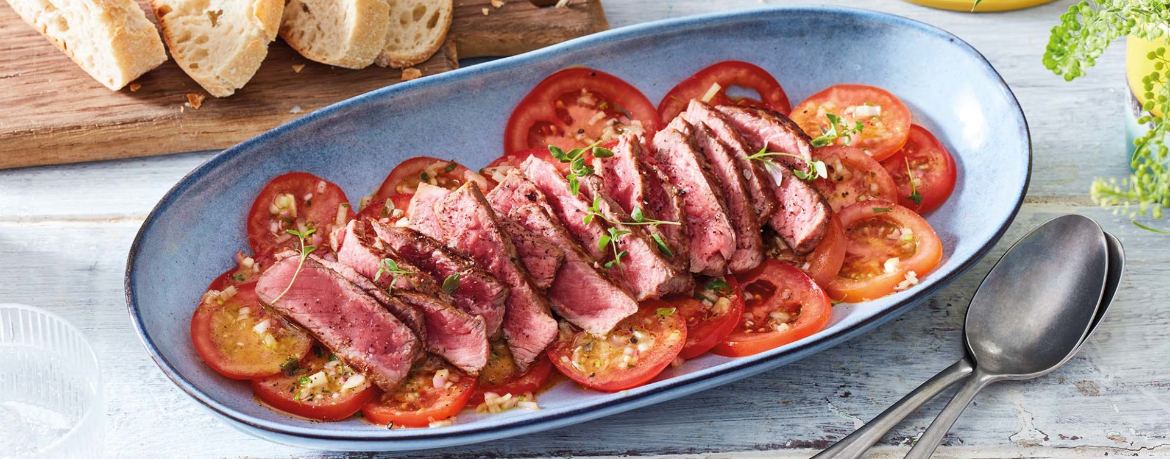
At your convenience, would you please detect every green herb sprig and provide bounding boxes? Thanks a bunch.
[905,158,924,207]
[748,147,828,181]
[582,196,680,259]
[810,113,864,148]
[441,273,461,295]
[374,258,412,292]
[269,228,317,304]
[549,140,615,195]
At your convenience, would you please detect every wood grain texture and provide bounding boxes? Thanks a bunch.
[0,0,607,169]
[1,0,1167,458]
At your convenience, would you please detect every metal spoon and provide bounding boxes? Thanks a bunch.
[902,215,1109,458]
[811,229,1123,459]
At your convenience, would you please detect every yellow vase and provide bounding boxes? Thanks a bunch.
[899,0,1058,12]
[1125,36,1168,158]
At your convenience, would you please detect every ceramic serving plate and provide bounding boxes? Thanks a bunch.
[126,6,1030,451]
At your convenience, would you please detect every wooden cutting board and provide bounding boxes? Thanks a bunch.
[0,0,607,169]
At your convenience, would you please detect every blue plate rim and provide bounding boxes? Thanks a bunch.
[125,4,1032,444]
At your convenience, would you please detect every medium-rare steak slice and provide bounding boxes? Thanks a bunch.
[436,183,557,371]
[487,171,640,333]
[498,218,563,290]
[332,221,489,373]
[256,255,423,392]
[593,133,691,267]
[371,223,509,337]
[649,124,736,276]
[713,105,831,254]
[519,156,693,298]
[405,183,450,241]
[687,121,764,273]
[682,100,777,220]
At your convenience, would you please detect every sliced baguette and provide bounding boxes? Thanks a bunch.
[5,0,167,90]
[152,0,283,97]
[280,0,389,69]
[376,0,451,68]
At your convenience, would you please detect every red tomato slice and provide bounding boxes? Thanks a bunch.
[810,145,899,212]
[468,341,553,406]
[767,215,848,288]
[658,61,792,121]
[251,348,376,421]
[789,84,912,161]
[374,157,493,198]
[880,125,958,213]
[827,202,943,302]
[548,300,686,392]
[207,250,274,291]
[246,172,354,257]
[504,68,661,153]
[713,261,832,357]
[482,148,568,179]
[191,282,313,380]
[672,277,746,359]
[355,193,414,223]
[361,355,476,427]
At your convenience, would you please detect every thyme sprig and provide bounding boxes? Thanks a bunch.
[374,258,412,292]
[269,228,317,304]
[747,147,828,181]
[810,113,864,147]
[441,273,461,295]
[582,196,680,259]
[905,157,924,207]
[549,140,615,195]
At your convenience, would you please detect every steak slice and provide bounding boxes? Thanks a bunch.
[682,100,777,221]
[687,121,764,273]
[649,124,736,276]
[256,255,423,392]
[372,223,509,337]
[487,170,640,333]
[593,133,691,267]
[436,183,557,371]
[713,105,831,254]
[498,218,563,290]
[333,220,488,373]
[405,183,450,241]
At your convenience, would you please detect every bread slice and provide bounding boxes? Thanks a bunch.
[152,0,283,97]
[376,0,452,68]
[280,0,389,69]
[5,0,167,90]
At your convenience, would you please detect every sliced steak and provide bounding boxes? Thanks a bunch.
[682,100,777,220]
[687,121,764,273]
[487,171,640,333]
[518,156,609,260]
[405,183,450,241]
[649,124,736,276]
[593,133,691,266]
[436,183,557,371]
[332,220,488,373]
[371,223,508,337]
[256,255,422,392]
[498,218,563,290]
[713,105,831,254]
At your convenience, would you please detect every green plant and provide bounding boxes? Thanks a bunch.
[1032,0,1169,230]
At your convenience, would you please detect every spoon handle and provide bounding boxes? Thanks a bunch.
[903,370,998,459]
[812,358,974,459]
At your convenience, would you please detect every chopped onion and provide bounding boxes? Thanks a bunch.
[341,374,366,391]
[306,371,327,389]
[852,105,882,118]
[252,319,271,335]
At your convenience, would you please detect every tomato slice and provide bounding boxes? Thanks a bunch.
[207,250,274,291]
[879,125,958,213]
[191,282,313,380]
[373,157,493,198]
[468,341,553,406]
[482,148,568,180]
[361,355,476,427]
[672,277,745,359]
[355,193,414,223]
[504,68,661,153]
[251,348,376,421]
[548,300,686,392]
[789,84,912,161]
[810,145,899,212]
[827,202,943,302]
[713,261,832,357]
[658,61,792,121]
[246,172,354,257]
[766,215,848,288]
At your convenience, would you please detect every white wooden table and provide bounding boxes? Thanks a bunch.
[3,0,1168,457]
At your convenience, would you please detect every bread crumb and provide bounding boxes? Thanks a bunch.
[401,68,422,81]
[292,64,305,73]
[481,7,489,15]
[555,0,570,7]
[129,83,142,92]
[490,0,504,7]
[185,93,205,110]
[290,105,303,114]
